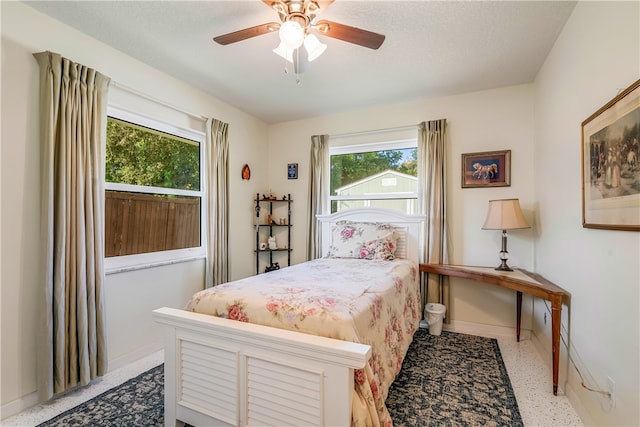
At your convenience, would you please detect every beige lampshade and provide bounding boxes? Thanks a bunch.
[482,198,531,230]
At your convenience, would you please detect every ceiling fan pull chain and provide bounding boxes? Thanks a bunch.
[294,47,302,84]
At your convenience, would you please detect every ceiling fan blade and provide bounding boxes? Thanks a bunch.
[213,23,279,45]
[315,20,385,49]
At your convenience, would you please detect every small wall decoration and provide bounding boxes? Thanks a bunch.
[287,163,298,179]
[241,164,251,180]
[461,150,511,188]
[581,79,640,231]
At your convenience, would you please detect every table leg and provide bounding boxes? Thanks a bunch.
[516,291,522,342]
[551,298,562,395]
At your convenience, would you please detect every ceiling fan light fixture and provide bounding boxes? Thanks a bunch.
[213,0,386,82]
[279,20,305,49]
[273,42,294,63]
[304,33,327,62]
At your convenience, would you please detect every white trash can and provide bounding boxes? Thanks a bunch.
[425,303,447,336]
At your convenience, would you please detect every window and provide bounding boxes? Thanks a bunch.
[104,107,205,272]
[330,139,418,214]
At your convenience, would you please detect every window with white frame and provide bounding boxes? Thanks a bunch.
[104,107,205,272]
[329,139,418,214]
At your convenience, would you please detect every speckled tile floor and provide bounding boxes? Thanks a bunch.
[499,337,583,426]
[2,336,582,426]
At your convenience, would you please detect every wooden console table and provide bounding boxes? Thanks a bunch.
[419,263,569,395]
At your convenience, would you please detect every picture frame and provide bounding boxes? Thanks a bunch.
[287,163,298,179]
[461,150,511,188]
[581,79,640,231]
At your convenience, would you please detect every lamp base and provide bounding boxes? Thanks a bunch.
[495,231,513,271]
[495,261,513,272]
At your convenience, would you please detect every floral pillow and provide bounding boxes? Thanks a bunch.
[359,238,396,260]
[326,221,397,259]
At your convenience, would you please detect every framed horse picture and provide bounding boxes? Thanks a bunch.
[461,150,511,188]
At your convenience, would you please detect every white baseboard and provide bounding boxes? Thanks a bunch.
[108,341,163,372]
[1,341,163,421]
[441,319,532,341]
[562,373,596,427]
[1,392,40,421]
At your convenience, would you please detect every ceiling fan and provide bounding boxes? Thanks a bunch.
[213,0,385,74]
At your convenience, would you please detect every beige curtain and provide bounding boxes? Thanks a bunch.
[306,134,330,260]
[205,118,229,287]
[34,51,110,400]
[417,119,451,320]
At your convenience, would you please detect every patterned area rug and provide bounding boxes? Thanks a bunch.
[38,330,521,426]
[386,329,523,426]
[37,365,164,427]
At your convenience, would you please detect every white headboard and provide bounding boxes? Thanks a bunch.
[317,208,425,263]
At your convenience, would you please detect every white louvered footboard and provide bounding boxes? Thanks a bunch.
[153,307,370,427]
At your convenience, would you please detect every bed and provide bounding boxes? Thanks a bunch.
[153,208,425,427]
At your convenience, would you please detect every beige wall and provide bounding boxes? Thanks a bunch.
[268,84,536,331]
[1,1,267,415]
[266,2,640,424]
[533,1,639,425]
[2,1,639,425]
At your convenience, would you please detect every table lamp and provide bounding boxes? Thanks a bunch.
[482,198,530,271]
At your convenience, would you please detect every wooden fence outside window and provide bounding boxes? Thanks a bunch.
[105,191,200,257]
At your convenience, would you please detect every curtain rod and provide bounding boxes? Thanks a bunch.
[330,124,418,139]
[110,81,208,122]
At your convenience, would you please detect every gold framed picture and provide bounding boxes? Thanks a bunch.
[461,150,511,188]
[581,79,640,231]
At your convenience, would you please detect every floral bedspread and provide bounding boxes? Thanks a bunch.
[186,257,421,427]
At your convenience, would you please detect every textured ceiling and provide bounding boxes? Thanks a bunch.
[24,1,576,124]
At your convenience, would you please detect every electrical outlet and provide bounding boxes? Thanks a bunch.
[607,376,616,408]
